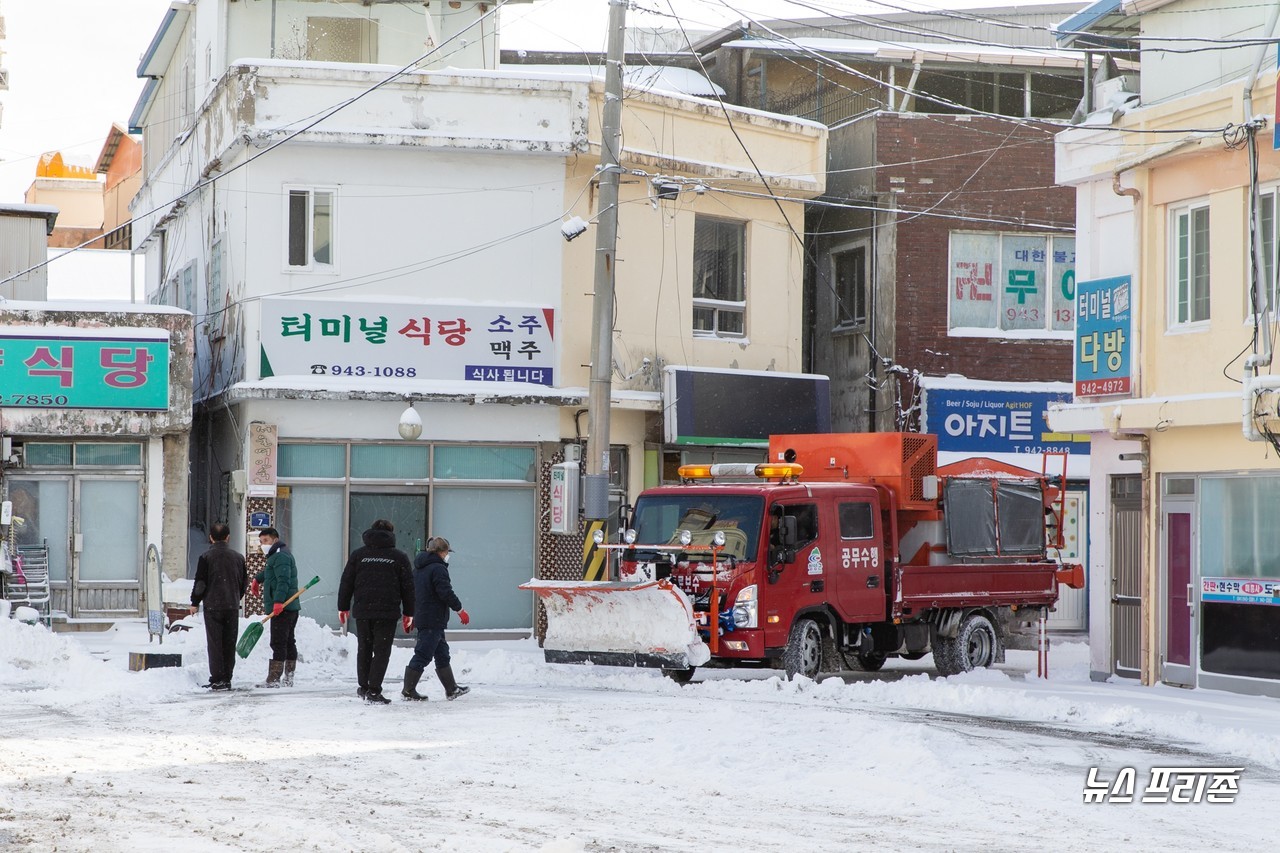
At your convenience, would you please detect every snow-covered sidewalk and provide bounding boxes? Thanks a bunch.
[1,615,1275,851]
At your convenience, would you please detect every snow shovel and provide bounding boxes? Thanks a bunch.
[236,576,320,659]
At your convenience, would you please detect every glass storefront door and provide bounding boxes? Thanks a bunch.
[348,492,429,559]
[7,474,141,617]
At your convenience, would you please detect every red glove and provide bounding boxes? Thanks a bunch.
[402,615,414,632]
[250,580,261,597]
[339,610,348,625]
[458,609,470,626]
[271,602,284,616]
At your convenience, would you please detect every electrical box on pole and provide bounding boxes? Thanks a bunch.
[549,460,580,535]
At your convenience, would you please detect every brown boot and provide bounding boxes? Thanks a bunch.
[259,660,284,688]
[283,660,296,687]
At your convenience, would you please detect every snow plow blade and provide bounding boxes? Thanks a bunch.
[521,579,712,670]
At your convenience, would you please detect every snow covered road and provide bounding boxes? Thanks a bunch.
[1,617,1275,852]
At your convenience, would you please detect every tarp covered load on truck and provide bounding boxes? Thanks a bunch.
[943,477,1046,558]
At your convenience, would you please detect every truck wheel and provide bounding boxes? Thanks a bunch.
[783,618,823,679]
[663,668,696,684]
[936,613,998,676]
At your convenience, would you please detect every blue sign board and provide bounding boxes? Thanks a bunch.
[249,512,272,529]
[924,388,1090,456]
[1075,275,1132,397]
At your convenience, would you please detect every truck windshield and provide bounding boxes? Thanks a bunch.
[632,495,765,561]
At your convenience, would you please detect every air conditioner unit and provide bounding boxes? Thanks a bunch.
[1094,74,1139,106]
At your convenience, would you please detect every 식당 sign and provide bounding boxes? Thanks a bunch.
[0,329,170,410]
[259,298,556,386]
[1075,275,1132,398]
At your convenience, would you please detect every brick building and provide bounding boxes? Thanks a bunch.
[698,4,1099,628]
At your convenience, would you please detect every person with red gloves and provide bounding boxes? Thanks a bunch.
[337,519,415,704]
[255,527,300,688]
[404,535,470,702]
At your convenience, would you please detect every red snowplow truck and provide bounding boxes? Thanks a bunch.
[524,433,1084,681]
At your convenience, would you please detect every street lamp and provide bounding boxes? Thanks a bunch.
[398,400,422,440]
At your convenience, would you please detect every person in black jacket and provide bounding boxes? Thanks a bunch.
[189,522,248,691]
[337,519,414,704]
[402,536,470,702]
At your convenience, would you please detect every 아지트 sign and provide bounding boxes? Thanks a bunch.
[259,299,556,386]
[922,387,1089,456]
[0,328,170,410]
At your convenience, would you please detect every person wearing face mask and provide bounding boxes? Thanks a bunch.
[337,518,415,705]
[402,535,470,701]
[252,528,300,688]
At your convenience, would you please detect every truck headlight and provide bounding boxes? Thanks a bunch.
[731,584,758,630]
[678,529,692,547]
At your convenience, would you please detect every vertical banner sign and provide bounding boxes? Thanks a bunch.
[247,424,278,498]
[1075,275,1132,397]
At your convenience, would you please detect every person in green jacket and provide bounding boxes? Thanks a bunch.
[253,527,300,687]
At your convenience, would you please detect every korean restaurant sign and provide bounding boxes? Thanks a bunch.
[259,299,556,386]
[0,327,170,410]
[1074,275,1132,397]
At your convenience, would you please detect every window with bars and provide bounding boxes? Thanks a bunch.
[692,216,746,337]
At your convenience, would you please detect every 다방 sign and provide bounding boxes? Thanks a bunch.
[1075,275,1132,398]
[0,327,170,410]
[259,298,556,386]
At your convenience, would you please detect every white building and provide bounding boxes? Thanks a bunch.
[129,1,826,631]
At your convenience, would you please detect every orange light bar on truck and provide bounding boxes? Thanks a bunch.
[755,463,803,479]
[676,463,804,480]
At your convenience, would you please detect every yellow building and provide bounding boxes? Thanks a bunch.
[1053,0,1280,696]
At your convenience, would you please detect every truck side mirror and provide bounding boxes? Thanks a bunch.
[778,516,799,548]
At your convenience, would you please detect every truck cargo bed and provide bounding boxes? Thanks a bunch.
[893,562,1058,618]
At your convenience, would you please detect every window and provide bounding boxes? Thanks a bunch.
[832,244,868,330]
[838,502,875,539]
[1200,476,1280,578]
[171,262,195,312]
[1253,188,1280,317]
[207,238,225,338]
[949,231,1076,335]
[1171,202,1210,326]
[306,17,378,63]
[692,216,746,337]
[778,503,819,545]
[285,187,335,270]
[22,443,142,467]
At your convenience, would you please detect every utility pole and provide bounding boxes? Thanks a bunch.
[581,0,627,580]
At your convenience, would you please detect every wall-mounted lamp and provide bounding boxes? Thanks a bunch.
[398,401,423,440]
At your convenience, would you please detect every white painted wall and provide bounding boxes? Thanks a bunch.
[1137,0,1274,106]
